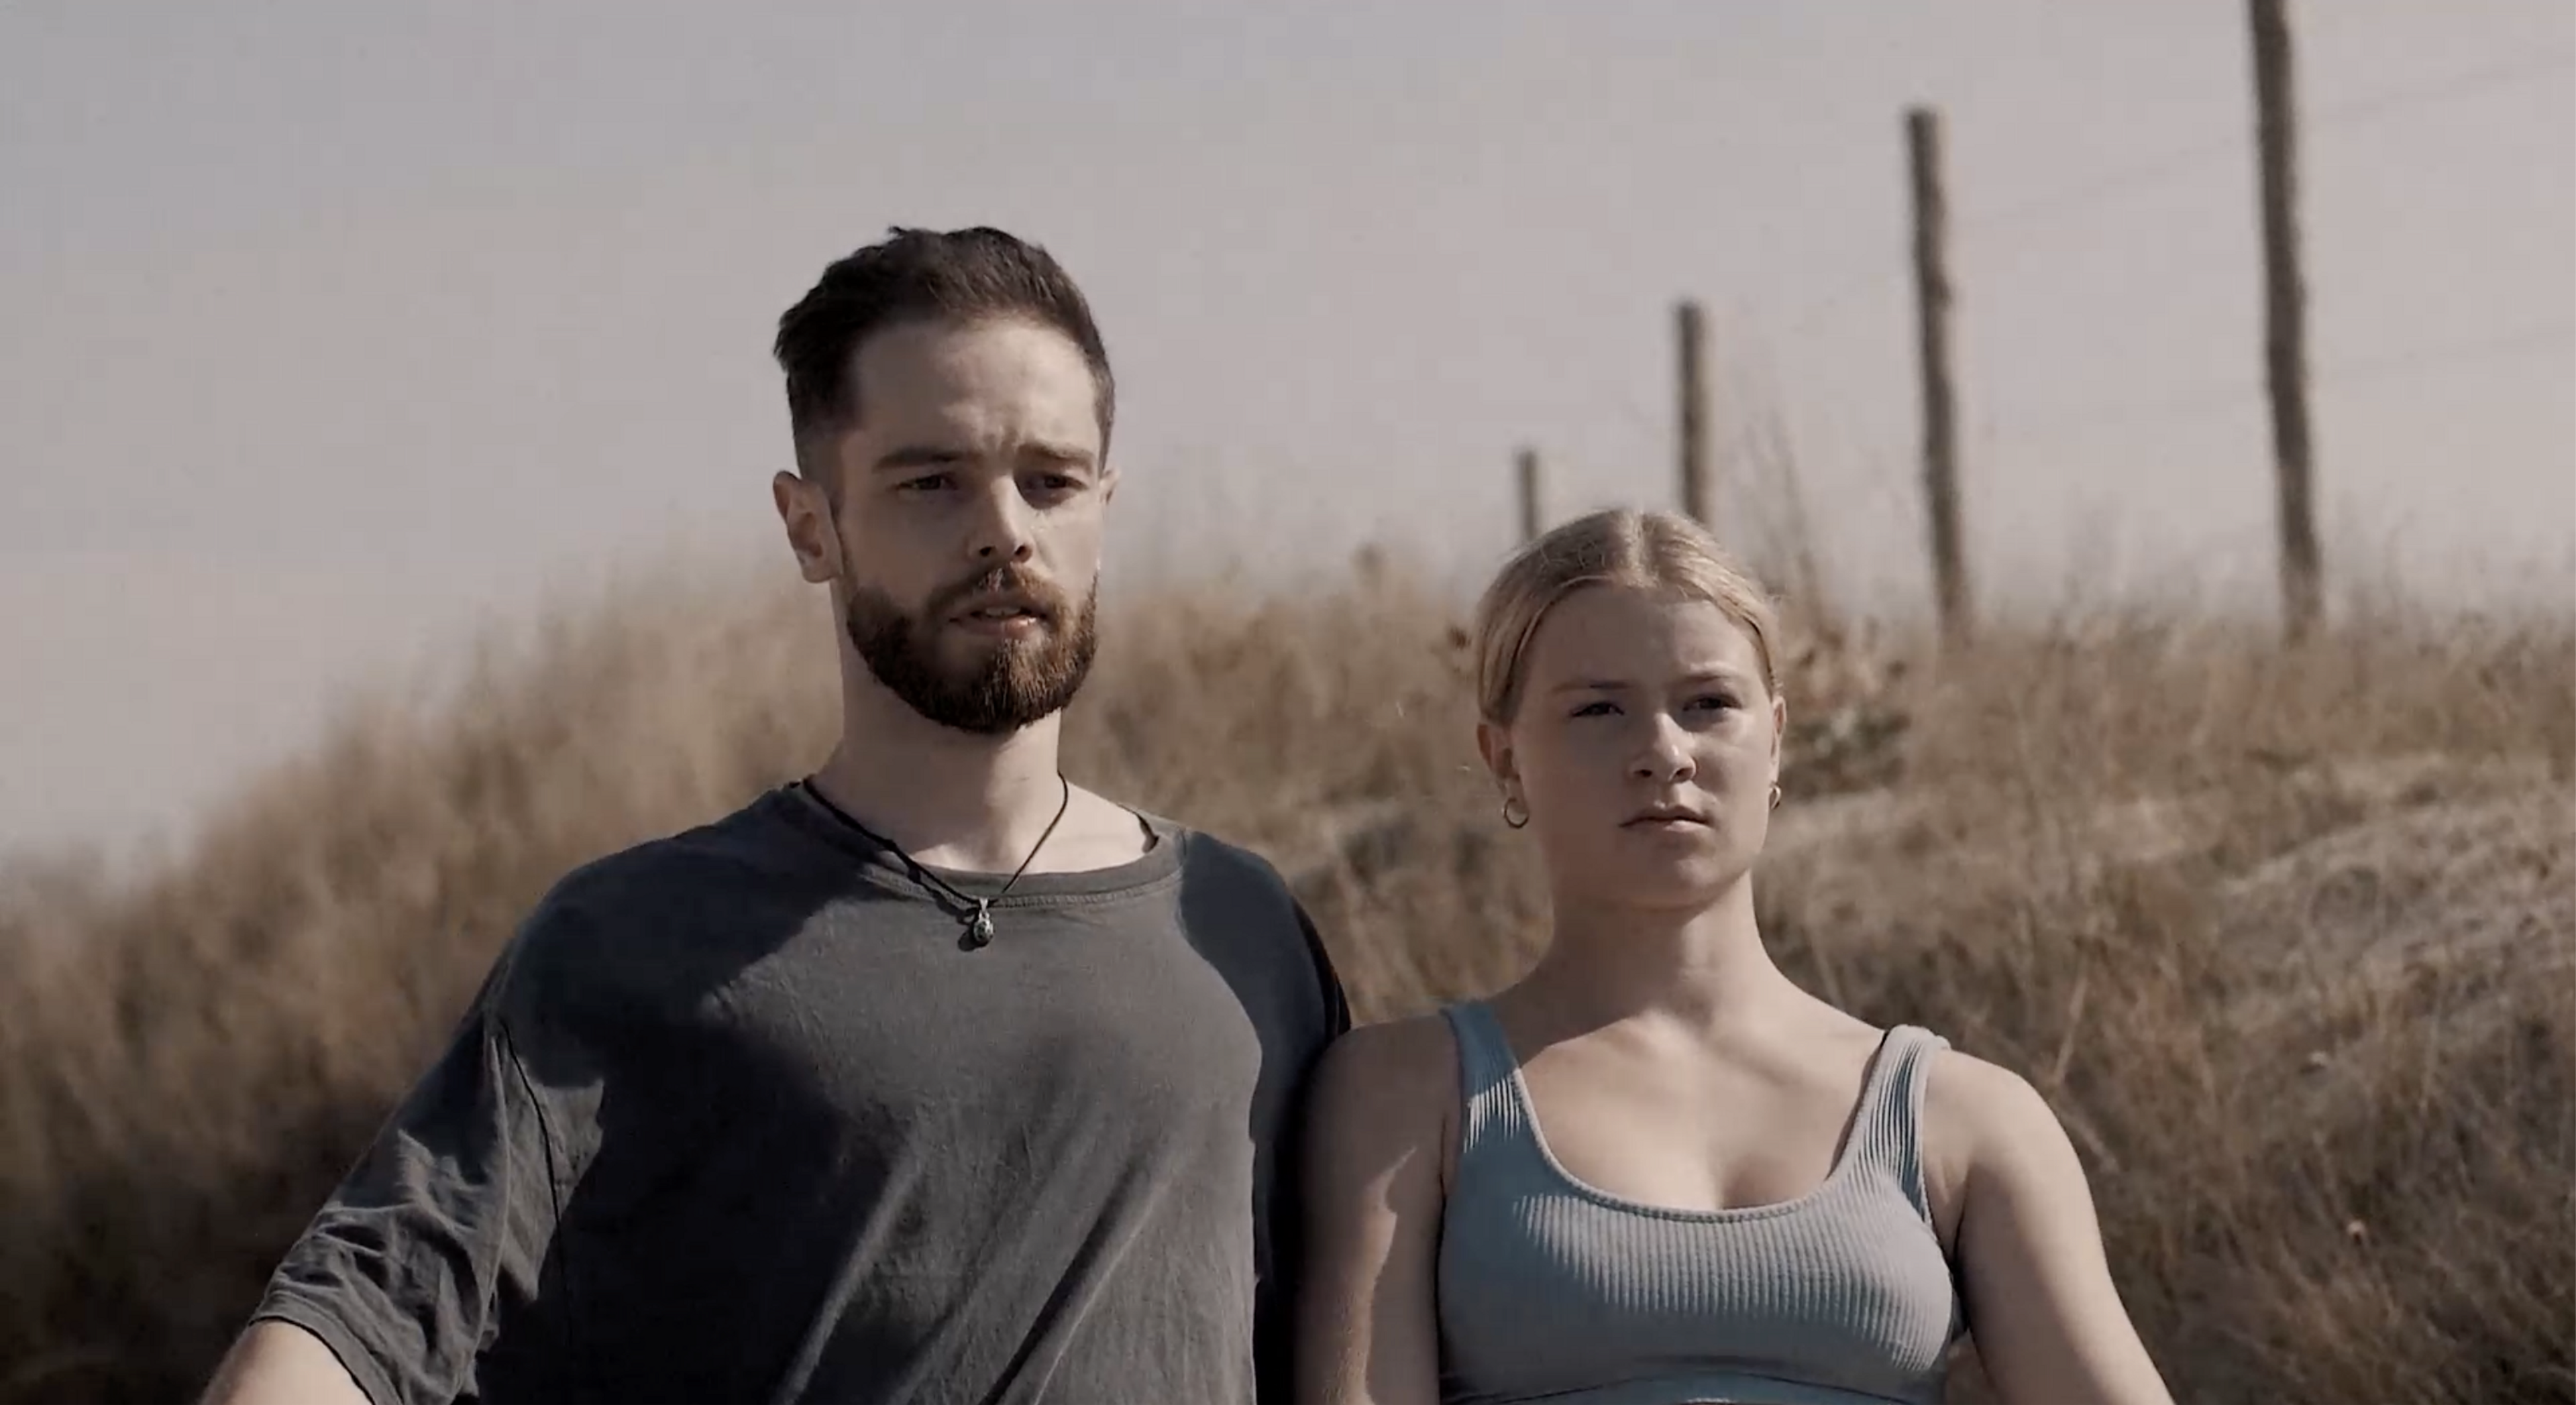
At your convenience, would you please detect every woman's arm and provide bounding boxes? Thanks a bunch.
[1938,1054,2175,1405]
[1293,1016,1458,1405]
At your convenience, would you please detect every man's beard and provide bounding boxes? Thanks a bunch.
[843,563,1099,735]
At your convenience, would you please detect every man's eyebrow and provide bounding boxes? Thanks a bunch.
[1022,441,1099,468]
[871,445,968,472]
[869,443,1099,471]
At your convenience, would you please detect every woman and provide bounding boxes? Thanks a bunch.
[1294,508,2171,1405]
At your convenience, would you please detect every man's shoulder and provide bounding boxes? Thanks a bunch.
[1155,816,1301,908]
[494,790,817,998]
[1143,812,1352,1037]
[541,791,800,916]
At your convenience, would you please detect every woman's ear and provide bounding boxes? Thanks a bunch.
[1477,720,1519,794]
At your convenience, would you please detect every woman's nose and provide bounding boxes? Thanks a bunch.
[1629,714,1697,783]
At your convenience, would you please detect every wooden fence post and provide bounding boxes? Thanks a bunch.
[2251,0,2323,640]
[1908,105,1972,647]
[1516,447,1544,542]
[1676,300,1712,526]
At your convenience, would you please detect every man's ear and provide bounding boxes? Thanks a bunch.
[773,469,842,585]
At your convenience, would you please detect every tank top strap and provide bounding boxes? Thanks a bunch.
[1841,1024,1952,1221]
[1439,999,1530,1153]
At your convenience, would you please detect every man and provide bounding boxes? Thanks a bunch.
[201,226,1350,1404]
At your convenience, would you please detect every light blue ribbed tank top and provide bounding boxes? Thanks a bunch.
[1435,1001,1965,1405]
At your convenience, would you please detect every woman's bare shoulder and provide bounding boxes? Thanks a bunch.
[1921,1045,2067,1146]
[1917,1042,2103,1216]
[1300,1009,1472,1206]
[1311,1011,1464,1123]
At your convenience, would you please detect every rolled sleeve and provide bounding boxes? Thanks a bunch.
[250,958,563,1405]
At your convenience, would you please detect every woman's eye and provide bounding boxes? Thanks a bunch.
[1571,701,1617,718]
[1692,694,1738,712]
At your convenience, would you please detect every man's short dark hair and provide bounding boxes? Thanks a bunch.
[773,226,1115,480]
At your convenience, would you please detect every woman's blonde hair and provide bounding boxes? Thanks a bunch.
[1471,507,1784,725]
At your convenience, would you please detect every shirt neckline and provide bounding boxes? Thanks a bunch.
[767,781,1187,907]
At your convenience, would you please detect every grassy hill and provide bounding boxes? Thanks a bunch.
[2,555,2569,1403]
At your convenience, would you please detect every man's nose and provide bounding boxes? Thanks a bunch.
[967,477,1037,564]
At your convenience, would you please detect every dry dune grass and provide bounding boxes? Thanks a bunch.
[1,552,2571,1404]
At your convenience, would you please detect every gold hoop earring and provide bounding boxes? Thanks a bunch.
[1767,781,1783,811]
[1501,795,1530,830]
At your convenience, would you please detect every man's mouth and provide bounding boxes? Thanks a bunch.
[950,586,1047,621]
[949,591,1053,634]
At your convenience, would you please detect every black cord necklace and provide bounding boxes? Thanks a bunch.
[798,773,1073,950]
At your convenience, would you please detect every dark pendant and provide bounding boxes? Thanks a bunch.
[964,904,995,950]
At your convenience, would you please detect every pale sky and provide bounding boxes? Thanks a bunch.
[5,1,2572,860]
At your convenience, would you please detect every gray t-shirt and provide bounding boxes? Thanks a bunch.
[250,783,1349,1405]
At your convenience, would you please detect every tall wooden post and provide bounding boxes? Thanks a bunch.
[1676,300,1712,526]
[1516,446,1544,542]
[2251,0,2322,641]
[1907,106,1972,647]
